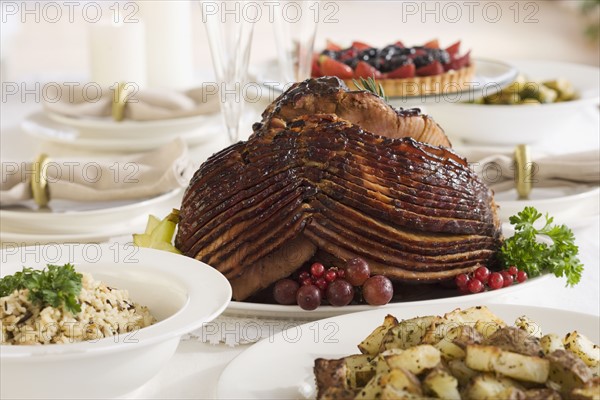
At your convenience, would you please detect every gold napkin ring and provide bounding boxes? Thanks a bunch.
[112,82,129,122]
[514,144,532,200]
[32,153,50,207]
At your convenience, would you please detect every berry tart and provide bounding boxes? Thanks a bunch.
[312,39,474,97]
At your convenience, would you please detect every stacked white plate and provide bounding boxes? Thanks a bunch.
[21,112,222,152]
[0,189,181,245]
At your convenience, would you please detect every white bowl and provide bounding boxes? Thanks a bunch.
[425,60,600,145]
[0,244,232,399]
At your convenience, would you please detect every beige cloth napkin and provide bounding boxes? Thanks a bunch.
[43,85,220,121]
[0,139,194,206]
[465,149,600,192]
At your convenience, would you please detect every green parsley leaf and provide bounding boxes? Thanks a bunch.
[0,263,83,314]
[500,207,583,286]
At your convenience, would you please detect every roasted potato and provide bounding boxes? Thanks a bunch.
[564,331,600,369]
[379,315,436,351]
[542,333,566,355]
[515,315,543,339]
[547,349,595,395]
[358,315,398,355]
[423,368,461,400]
[463,373,524,400]
[313,307,599,400]
[382,345,441,374]
[465,344,550,383]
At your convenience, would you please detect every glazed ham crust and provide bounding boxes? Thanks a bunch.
[176,81,500,300]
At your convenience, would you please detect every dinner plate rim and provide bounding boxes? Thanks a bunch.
[223,273,551,319]
[21,113,218,151]
[496,185,600,228]
[0,189,181,236]
[0,188,181,219]
[498,185,599,206]
[46,111,212,130]
[0,224,139,244]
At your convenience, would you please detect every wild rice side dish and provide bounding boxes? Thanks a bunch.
[1,270,156,345]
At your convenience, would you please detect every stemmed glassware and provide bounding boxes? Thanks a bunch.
[273,1,320,87]
[201,1,255,143]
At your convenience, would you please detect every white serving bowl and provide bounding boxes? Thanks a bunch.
[425,60,600,145]
[0,244,232,399]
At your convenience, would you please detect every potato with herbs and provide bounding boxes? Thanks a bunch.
[314,306,599,400]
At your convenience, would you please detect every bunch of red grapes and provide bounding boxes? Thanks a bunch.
[455,265,528,294]
[273,258,394,310]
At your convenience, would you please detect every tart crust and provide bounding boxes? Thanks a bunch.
[345,64,476,97]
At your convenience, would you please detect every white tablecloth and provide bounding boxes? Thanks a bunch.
[1,2,598,396]
[1,90,599,398]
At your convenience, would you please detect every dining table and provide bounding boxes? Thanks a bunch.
[1,82,598,399]
[1,0,600,397]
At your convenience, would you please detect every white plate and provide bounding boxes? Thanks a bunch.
[0,224,142,246]
[496,184,600,226]
[46,112,213,139]
[22,112,221,152]
[223,227,551,320]
[426,60,600,145]
[217,303,600,399]
[223,273,550,320]
[1,244,232,399]
[0,188,181,235]
[251,58,517,106]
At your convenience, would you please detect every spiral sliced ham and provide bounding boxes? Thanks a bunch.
[176,79,500,301]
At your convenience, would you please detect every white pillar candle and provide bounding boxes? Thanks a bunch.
[139,1,194,90]
[89,20,147,88]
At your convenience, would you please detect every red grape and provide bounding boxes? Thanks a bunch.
[273,279,299,305]
[336,269,346,279]
[310,262,325,278]
[458,285,471,295]
[315,278,328,291]
[344,257,371,286]
[488,272,504,290]
[362,275,393,305]
[326,279,355,307]
[467,278,484,293]
[501,271,514,287]
[508,266,519,276]
[455,273,470,288]
[516,270,528,283]
[296,285,322,310]
[298,271,310,281]
[324,269,338,283]
[301,278,313,286]
[474,266,490,284]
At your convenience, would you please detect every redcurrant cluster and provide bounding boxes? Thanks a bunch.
[455,265,528,294]
[273,258,394,310]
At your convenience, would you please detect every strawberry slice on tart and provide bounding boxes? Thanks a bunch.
[312,39,475,97]
[354,61,383,79]
[385,63,416,79]
[318,56,354,79]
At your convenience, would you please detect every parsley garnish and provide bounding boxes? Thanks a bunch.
[500,207,583,286]
[0,264,83,314]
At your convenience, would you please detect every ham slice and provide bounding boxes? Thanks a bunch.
[176,87,501,300]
